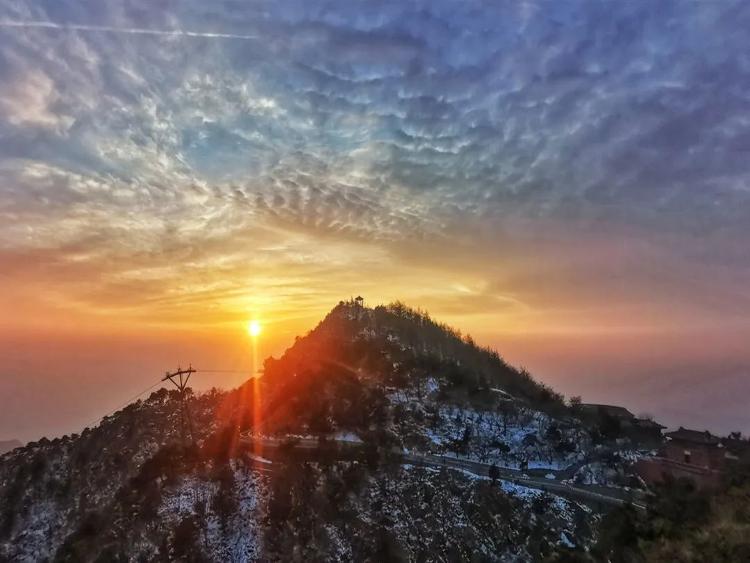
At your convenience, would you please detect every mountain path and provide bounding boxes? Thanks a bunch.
[239,434,648,511]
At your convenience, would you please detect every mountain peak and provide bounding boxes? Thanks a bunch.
[0,300,645,562]
[264,299,564,412]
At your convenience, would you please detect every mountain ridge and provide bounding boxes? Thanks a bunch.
[0,440,22,456]
[0,299,649,562]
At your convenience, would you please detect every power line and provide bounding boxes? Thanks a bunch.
[78,366,251,433]
[80,380,163,432]
[195,369,250,374]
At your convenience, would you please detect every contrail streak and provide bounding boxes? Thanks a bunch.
[0,20,258,41]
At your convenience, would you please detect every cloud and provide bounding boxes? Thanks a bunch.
[0,0,749,333]
[0,67,71,129]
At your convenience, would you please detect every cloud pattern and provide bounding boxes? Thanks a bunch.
[0,0,749,330]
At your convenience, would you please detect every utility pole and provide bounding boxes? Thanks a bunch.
[163,365,197,447]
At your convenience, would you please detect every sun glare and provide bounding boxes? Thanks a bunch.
[247,320,262,337]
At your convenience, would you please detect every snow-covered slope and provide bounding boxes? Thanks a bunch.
[2,300,643,561]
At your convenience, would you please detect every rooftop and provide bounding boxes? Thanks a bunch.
[633,418,667,429]
[580,403,635,420]
[666,427,720,445]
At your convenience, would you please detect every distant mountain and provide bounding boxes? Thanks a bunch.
[0,440,21,455]
[0,300,648,562]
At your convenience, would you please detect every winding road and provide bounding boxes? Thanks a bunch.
[239,434,649,511]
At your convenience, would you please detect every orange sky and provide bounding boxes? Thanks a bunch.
[2,284,749,442]
[2,2,750,441]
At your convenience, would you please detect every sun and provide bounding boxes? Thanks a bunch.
[247,320,262,337]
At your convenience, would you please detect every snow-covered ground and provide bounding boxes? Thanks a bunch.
[389,384,589,472]
[572,451,645,488]
[334,431,363,443]
[159,460,267,562]
[3,498,65,563]
[247,453,274,465]
[402,464,587,551]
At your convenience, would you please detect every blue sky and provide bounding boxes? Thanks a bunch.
[1,1,749,439]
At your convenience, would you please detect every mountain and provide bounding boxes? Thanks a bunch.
[0,300,647,562]
[0,440,21,455]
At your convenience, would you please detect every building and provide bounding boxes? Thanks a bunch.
[580,403,635,421]
[636,427,726,490]
[630,417,667,443]
[664,428,724,468]
[580,403,665,444]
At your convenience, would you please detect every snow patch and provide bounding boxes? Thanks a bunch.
[247,453,273,465]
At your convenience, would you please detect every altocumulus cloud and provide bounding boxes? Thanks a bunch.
[0,0,749,328]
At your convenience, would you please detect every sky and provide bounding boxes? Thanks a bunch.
[1,1,749,442]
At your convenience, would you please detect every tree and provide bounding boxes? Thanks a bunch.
[308,400,333,434]
[497,401,517,434]
[268,480,293,524]
[488,464,500,484]
[374,526,407,562]
[568,395,582,414]
[171,516,205,562]
[212,466,238,534]
[460,424,473,446]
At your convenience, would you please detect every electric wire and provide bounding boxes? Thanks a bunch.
[79,380,163,432]
[78,367,249,431]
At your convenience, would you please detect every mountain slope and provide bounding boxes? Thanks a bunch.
[256,301,587,472]
[0,440,21,456]
[1,300,616,562]
[263,300,565,409]
[0,389,224,561]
